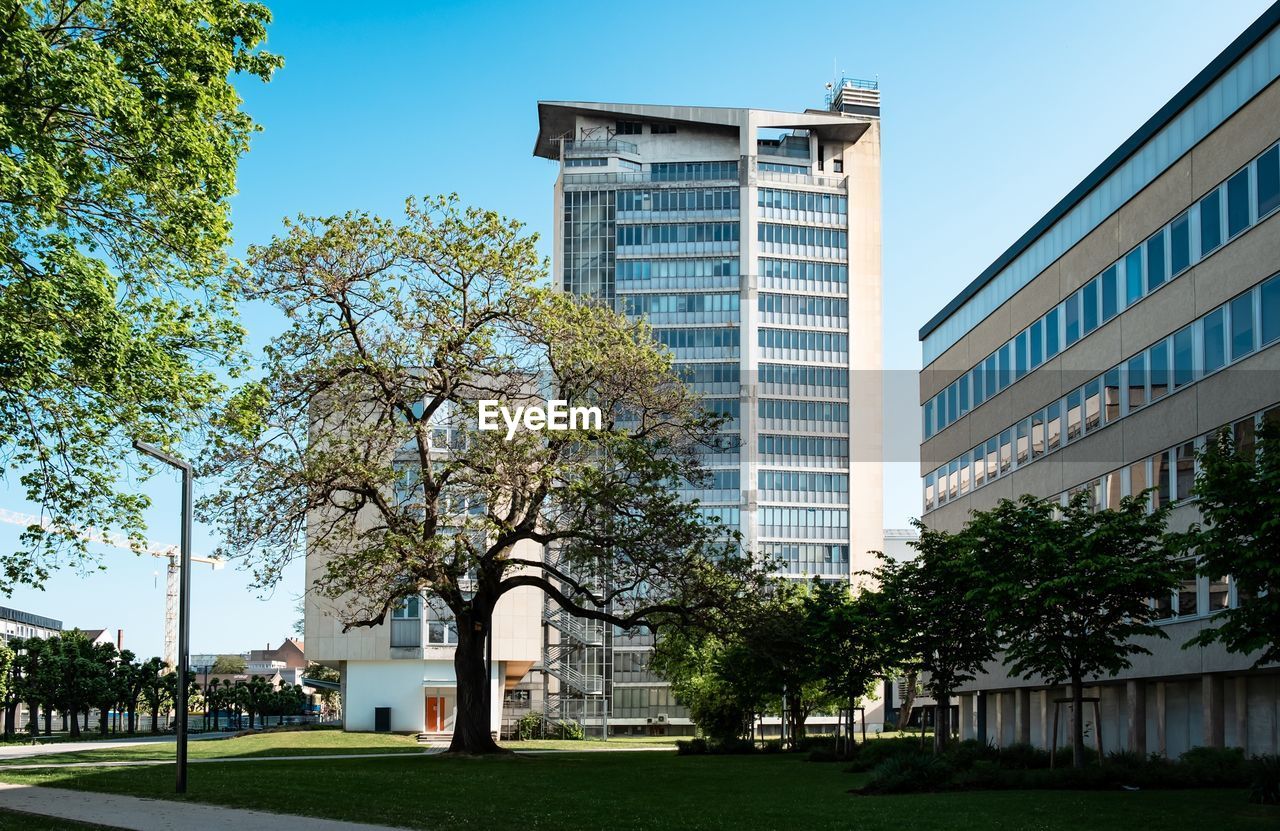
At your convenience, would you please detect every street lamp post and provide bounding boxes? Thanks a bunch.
[133,440,193,795]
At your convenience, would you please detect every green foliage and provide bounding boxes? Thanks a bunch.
[1180,420,1280,665]
[1250,754,1280,805]
[0,0,280,589]
[964,492,1178,767]
[552,720,583,741]
[515,712,543,741]
[211,655,247,675]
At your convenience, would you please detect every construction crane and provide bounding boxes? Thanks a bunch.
[0,507,223,668]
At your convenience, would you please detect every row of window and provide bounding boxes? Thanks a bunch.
[758,328,848,354]
[757,507,848,530]
[685,470,740,491]
[650,161,739,181]
[759,362,848,389]
[758,435,848,458]
[565,157,607,168]
[616,258,739,282]
[758,223,847,249]
[925,141,1280,439]
[758,471,849,493]
[675,362,738,385]
[703,398,740,419]
[622,292,739,315]
[760,258,848,284]
[615,120,676,135]
[759,293,847,318]
[761,543,850,575]
[617,222,739,245]
[653,327,740,350]
[617,188,739,212]
[757,189,847,214]
[759,398,849,423]
[695,506,741,528]
[758,162,808,174]
[924,274,1280,511]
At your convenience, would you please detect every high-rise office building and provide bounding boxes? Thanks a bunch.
[533,85,884,733]
[918,4,1280,757]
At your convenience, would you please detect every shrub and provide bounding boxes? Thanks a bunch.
[1249,754,1280,806]
[514,712,543,741]
[996,742,1050,770]
[855,753,954,795]
[845,737,923,773]
[553,720,584,741]
[676,738,708,756]
[1178,746,1246,785]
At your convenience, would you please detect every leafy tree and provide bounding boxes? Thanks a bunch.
[303,663,340,719]
[873,522,998,753]
[87,642,121,736]
[651,623,768,744]
[204,197,757,754]
[966,493,1178,768]
[0,0,280,589]
[211,655,246,675]
[1180,420,1280,665]
[0,641,18,739]
[136,657,167,733]
[804,579,899,753]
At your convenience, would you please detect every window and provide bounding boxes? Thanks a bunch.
[1031,409,1045,458]
[973,447,985,488]
[1208,576,1230,612]
[1015,331,1028,379]
[999,429,1013,475]
[1082,279,1099,334]
[1176,565,1198,617]
[1153,451,1171,508]
[1101,265,1118,322]
[1175,441,1196,501]
[1170,212,1191,276]
[985,438,998,481]
[1104,368,1121,423]
[1258,145,1280,218]
[1064,291,1081,346]
[1124,247,1144,307]
[1045,307,1060,359]
[1261,274,1280,346]
[1149,340,1169,402]
[1084,379,1101,433]
[1046,401,1062,452]
[1129,459,1148,503]
[1172,325,1194,389]
[1066,390,1082,442]
[1030,319,1044,368]
[1230,292,1254,360]
[1227,168,1251,239]
[1200,189,1222,255]
[1145,228,1166,292]
[997,343,1012,390]
[1127,353,1147,410]
[650,122,677,134]
[1203,308,1226,372]
[1016,419,1030,465]
[615,121,643,135]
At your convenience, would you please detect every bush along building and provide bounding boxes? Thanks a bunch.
[532,83,885,736]
[918,3,1280,757]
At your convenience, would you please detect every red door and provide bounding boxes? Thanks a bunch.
[425,696,446,732]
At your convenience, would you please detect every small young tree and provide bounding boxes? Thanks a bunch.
[804,580,899,753]
[966,493,1178,768]
[1181,420,1280,665]
[136,658,167,733]
[205,197,756,754]
[873,522,997,753]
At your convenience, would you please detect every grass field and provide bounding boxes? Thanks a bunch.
[0,735,1274,831]
[0,809,114,830]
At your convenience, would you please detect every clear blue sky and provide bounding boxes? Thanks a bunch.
[3,0,1272,659]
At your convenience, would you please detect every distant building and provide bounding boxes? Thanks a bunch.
[0,606,61,643]
[78,629,123,650]
[248,638,305,669]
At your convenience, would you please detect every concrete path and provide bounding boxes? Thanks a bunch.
[0,733,226,760]
[0,782,413,831]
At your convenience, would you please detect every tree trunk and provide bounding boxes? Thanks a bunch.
[1070,676,1085,769]
[43,708,51,736]
[933,692,952,755]
[69,707,80,738]
[447,611,504,754]
[4,703,14,740]
[26,703,38,738]
[127,706,136,734]
[898,670,917,733]
[99,709,109,736]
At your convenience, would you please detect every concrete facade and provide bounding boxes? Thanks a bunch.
[918,6,1280,757]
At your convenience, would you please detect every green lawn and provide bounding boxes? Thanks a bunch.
[0,747,1275,830]
[0,729,425,766]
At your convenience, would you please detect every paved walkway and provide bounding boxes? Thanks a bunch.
[0,733,226,760]
[0,782,413,831]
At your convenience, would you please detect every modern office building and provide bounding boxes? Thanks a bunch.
[533,84,884,733]
[919,3,1280,757]
[0,606,61,643]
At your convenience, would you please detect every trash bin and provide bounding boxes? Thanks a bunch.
[374,707,391,732]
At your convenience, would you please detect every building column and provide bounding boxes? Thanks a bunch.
[1155,681,1168,757]
[975,691,988,744]
[1014,688,1032,746]
[994,691,1007,748]
[1126,680,1147,755]
[1234,677,1248,753]
[1037,689,1052,750]
[958,693,975,741]
[1203,674,1225,749]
